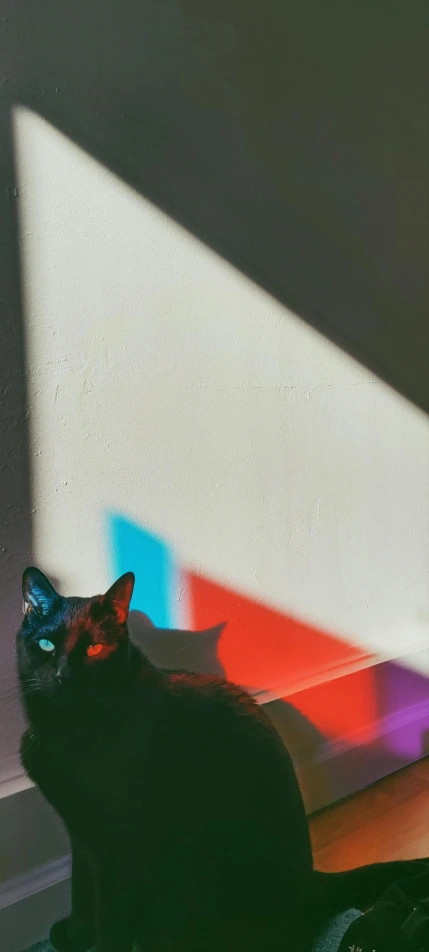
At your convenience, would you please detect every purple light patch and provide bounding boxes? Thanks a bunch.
[375,659,429,760]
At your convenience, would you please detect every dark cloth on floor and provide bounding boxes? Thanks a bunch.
[338,863,429,952]
[312,908,363,951]
[24,911,363,952]
[25,873,429,952]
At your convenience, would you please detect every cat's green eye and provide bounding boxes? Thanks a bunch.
[38,638,55,653]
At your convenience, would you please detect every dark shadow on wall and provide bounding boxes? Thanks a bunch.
[1,0,428,412]
[0,104,33,756]
[262,699,416,815]
[129,610,228,679]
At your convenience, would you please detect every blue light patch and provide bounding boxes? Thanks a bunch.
[105,512,176,628]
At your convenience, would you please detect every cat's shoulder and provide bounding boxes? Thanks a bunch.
[163,668,243,697]
[161,668,266,720]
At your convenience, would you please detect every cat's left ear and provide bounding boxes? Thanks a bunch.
[103,572,135,625]
[22,567,59,615]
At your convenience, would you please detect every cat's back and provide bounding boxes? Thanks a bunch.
[163,668,284,744]
[163,668,278,745]
[143,668,306,816]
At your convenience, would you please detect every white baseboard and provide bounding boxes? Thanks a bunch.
[0,782,70,950]
[0,754,34,800]
[0,856,71,912]
[0,873,71,952]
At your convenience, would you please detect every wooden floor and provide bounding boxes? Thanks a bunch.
[310,756,429,871]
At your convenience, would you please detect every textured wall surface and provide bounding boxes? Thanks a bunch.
[1,110,426,787]
[0,0,428,796]
[1,9,428,943]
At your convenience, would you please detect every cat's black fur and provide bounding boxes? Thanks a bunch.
[17,568,428,952]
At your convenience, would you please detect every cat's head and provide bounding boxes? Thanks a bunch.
[16,567,135,719]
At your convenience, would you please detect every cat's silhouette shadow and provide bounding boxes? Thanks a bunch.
[128,609,227,678]
[128,609,338,812]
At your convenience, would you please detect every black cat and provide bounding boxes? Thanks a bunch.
[16,568,427,952]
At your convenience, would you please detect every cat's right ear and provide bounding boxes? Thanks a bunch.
[103,572,135,626]
[22,567,59,616]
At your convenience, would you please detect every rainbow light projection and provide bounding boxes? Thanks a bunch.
[107,511,429,790]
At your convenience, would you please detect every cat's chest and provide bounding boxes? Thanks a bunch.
[21,729,127,820]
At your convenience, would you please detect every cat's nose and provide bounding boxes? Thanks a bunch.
[55,665,70,683]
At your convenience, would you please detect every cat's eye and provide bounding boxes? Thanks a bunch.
[87,644,103,657]
[38,638,55,653]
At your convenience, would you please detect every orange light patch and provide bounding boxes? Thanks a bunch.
[87,643,103,657]
[187,573,370,693]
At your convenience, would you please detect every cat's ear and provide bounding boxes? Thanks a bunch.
[103,572,135,625]
[22,567,59,616]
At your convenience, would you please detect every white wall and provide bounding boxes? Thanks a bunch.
[2,107,428,777]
